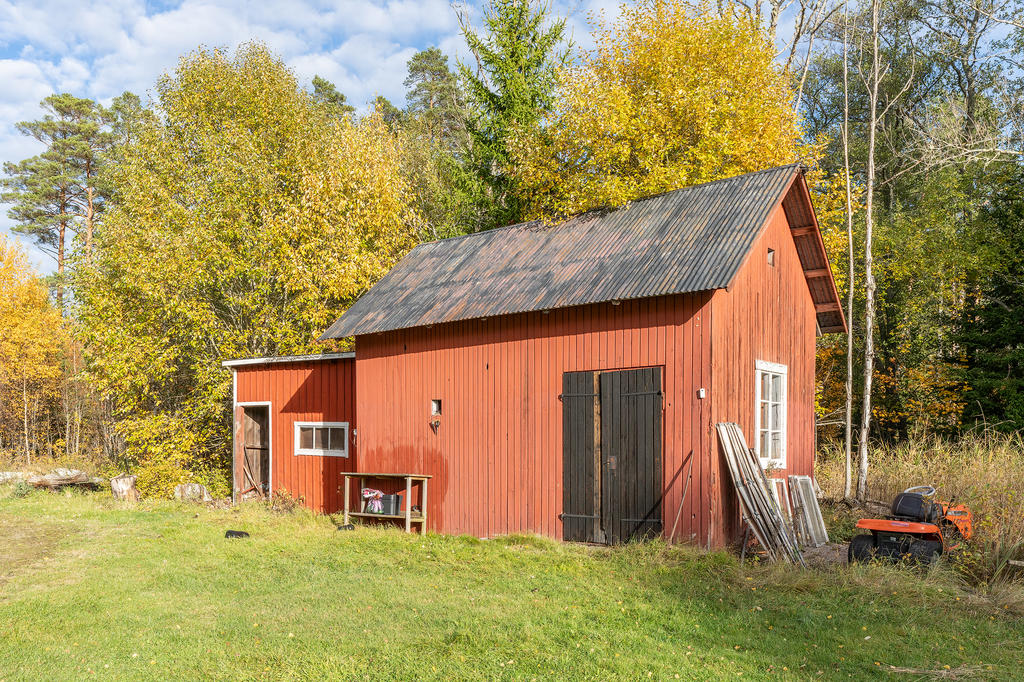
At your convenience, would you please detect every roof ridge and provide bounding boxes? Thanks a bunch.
[418,164,803,247]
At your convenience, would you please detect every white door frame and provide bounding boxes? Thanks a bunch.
[237,401,273,497]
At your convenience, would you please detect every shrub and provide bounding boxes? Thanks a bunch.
[135,458,190,499]
[817,432,1024,584]
[10,480,33,499]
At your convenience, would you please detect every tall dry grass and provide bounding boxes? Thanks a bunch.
[817,431,1024,584]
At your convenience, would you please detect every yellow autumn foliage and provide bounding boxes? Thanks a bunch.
[0,236,65,462]
[74,43,420,494]
[511,0,820,219]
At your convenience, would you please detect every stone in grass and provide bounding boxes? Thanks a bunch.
[174,483,212,503]
[225,530,250,539]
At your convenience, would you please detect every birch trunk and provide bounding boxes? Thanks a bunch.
[841,0,855,501]
[22,379,30,466]
[857,0,881,502]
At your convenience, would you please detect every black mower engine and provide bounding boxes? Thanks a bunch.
[890,492,941,523]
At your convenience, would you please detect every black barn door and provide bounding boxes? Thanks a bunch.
[561,371,602,543]
[600,368,663,544]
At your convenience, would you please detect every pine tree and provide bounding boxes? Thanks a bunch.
[1,94,108,307]
[312,75,356,117]
[405,47,466,149]
[372,95,404,129]
[457,0,568,224]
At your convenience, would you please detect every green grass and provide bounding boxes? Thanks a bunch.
[1,488,1022,681]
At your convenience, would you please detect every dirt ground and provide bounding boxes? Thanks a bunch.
[801,542,848,567]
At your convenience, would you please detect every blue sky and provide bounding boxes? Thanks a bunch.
[0,0,616,273]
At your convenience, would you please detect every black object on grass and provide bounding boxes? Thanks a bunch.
[337,524,355,531]
[225,530,250,539]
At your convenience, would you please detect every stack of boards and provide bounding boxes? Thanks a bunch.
[716,422,829,565]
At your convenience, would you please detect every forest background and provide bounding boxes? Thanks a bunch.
[1,0,1022,501]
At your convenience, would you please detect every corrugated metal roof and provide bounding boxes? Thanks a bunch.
[322,164,845,338]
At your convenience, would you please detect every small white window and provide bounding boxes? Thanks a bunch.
[294,421,349,457]
[754,360,787,468]
[431,399,442,415]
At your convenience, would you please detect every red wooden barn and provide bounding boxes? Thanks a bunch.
[224,353,356,512]
[227,165,845,547]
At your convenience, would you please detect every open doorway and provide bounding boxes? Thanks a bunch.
[239,403,271,499]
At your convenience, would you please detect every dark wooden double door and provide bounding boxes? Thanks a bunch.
[561,368,663,544]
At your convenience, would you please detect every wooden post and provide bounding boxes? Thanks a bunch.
[405,476,412,533]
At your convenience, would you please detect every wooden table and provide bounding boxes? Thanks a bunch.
[342,473,431,535]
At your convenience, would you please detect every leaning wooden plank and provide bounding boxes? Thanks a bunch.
[727,427,786,554]
[726,427,780,551]
[718,423,800,564]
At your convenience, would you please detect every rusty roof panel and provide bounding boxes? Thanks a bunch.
[322,165,836,339]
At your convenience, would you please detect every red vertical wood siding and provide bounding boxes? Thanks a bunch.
[353,294,714,543]
[709,202,818,545]
[233,358,356,513]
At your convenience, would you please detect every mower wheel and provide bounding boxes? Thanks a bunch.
[848,534,876,563]
[907,539,941,566]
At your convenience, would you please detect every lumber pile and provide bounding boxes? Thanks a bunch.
[716,422,804,566]
[28,468,102,491]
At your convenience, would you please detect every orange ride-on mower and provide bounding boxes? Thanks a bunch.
[848,485,973,565]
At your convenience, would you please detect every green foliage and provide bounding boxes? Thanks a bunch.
[458,0,569,225]
[400,47,495,238]
[802,0,1023,438]
[73,43,419,494]
[405,47,466,150]
[311,75,355,117]
[955,166,1024,431]
[371,95,404,128]
[9,480,33,499]
[0,93,109,303]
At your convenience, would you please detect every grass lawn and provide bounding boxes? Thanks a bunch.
[1,488,1022,681]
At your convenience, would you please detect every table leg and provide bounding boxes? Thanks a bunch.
[420,478,428,536]
[405,476,412,533]
[343,475,350,526]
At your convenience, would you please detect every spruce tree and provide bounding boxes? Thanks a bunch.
[957,168,1024,431]
[457,0,568,225]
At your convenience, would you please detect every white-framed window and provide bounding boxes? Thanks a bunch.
[754,360,787,468]
[294,421,349,457]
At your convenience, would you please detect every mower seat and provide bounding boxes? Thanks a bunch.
[891,492,940,523]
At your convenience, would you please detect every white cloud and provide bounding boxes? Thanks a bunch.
[0,0,597,272]
[0,0,473,272]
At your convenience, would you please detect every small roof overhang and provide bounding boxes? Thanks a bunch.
[222,352,354,368]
